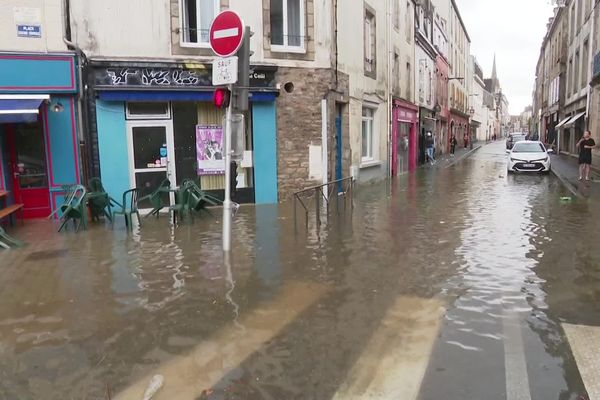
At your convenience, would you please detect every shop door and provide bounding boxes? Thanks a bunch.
[127,121,176,209]
[8,122,51,218]
[397,121,410,176]
[335,114,343,183]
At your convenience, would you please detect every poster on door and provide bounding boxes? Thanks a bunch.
[196,125,225,175]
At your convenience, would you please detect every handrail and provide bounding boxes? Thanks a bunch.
[293,177,354,230]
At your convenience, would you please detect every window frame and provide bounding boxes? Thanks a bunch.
[364,9,376,76]
[126,102,172,120]
[179,0,220,48]
[361,106,376,163]
[270,0,307,53]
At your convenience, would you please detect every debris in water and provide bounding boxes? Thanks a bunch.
[559,196,572,203]
[142,374,164,400]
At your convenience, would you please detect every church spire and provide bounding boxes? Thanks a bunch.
[491,53,497,82]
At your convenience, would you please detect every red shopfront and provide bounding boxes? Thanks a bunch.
[450,112,469,149]
[392,98,418,176]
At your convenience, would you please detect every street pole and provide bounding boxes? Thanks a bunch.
[223,84,233,252]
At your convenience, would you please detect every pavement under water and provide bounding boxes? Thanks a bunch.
[0,142,598,399]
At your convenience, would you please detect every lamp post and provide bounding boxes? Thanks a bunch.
[469,106,475,150]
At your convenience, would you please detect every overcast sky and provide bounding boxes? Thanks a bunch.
[456,0,555,114]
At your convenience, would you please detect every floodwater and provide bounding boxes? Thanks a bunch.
[0,142,598,399]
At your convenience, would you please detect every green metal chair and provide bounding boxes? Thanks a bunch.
[170,180,223,224]
[139,179,171,218]
[169,182,193,224]
[87,178,112,222]
[112,188,142,230]
[0,227,25,249]
[58,185,88,232]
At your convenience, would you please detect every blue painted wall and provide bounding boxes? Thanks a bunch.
[46,96,79,187]
[252,102,278,204]
[96,100,129,199]
[0,56,76,92]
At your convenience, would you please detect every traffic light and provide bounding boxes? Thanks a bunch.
[213,87,230,108]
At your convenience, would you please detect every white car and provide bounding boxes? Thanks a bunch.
[506,141,553,174]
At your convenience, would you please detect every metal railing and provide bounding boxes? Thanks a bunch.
[293,177,354,230]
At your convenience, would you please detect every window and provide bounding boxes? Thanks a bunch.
[393,52,400,96]
[571,4,576,41]
[406,62,412,99]
[270,0,305,50]
[582,40,589,88]
[361,107,375,161]
[181,0,219,45]
[575,50,580,93]
[364,10,376,75]
[568,57,573,95]
[406,2,411,43]
[393,0,400,31]
[419,62,424,102]
[126,102,171,120]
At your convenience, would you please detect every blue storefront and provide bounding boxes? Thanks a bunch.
[89,61,279,206]
[0,52,81,218]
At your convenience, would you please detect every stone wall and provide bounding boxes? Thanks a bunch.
[275,67,350,200]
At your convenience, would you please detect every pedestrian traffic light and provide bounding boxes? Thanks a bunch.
[213,88,230,108]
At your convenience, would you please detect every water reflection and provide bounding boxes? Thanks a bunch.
[0,143,598,399]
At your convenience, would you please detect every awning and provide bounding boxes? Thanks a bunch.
[0,94,49,124]
[555,115,572,129]
[564,111,586,127]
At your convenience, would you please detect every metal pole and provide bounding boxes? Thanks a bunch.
[223,84,233,252]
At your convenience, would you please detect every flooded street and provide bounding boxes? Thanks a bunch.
[0,141,599,399]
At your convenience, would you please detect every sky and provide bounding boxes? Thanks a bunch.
[456,0,556,114]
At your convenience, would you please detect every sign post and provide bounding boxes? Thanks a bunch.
[210,10,245,253]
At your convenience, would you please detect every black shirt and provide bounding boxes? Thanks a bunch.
[580,138,596,158]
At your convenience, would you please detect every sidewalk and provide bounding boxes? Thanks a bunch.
[550,153,600,199]
[422,143,483,170]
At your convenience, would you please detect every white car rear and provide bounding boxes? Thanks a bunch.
[506,141,552,173]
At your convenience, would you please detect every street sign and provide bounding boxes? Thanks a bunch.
[209,10,245,57]
[17,24,41,38]
[212,56,238,85]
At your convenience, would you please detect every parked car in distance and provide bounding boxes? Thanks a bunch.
[506,141,553,174]
[506,132,528,149]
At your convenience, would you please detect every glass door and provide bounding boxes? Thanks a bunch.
[9,121,51,218]
[397,121,410,176]
[127,121,176,209]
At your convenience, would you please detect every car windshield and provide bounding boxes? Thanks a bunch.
[510,135,526,141]
[512,142,545,153]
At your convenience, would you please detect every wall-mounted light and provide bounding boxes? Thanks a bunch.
[52,102,65,113]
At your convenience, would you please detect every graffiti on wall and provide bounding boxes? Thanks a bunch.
[93,65,278,90]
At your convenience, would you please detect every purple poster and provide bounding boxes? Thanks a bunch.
[196,125,225,175]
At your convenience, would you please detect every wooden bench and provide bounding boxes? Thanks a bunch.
[0,203,24,226]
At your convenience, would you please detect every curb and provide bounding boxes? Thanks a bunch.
[550,162,583,199]
[443,145,483,169]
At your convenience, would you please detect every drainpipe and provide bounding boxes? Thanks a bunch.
[386,0,392,178]
[62,0,92,183]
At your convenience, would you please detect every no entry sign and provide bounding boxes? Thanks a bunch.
[210,11,245,57]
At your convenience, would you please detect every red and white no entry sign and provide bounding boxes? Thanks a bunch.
[209,10,245,57]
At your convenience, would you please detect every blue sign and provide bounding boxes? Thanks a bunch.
[160,147,168,157]
[17,25,41,38]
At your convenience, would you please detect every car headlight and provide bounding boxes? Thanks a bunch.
[510,158,522,162]
[532,157,548,162]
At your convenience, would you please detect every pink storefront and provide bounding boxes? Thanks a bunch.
[392,98,418,176]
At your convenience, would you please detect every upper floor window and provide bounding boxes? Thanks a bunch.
[270,0,306,51]
[181,0,219,46]
[364,10,376,76]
